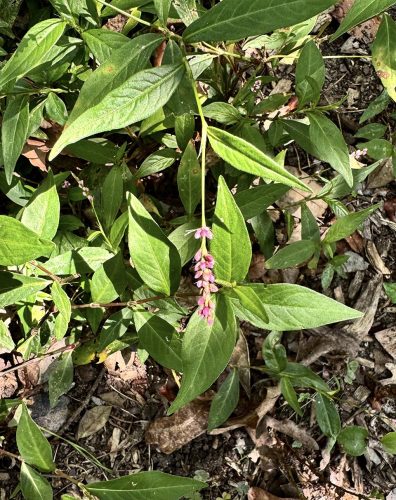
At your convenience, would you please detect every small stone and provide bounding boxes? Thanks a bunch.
[342,251,369,272]
[30,393,70,435]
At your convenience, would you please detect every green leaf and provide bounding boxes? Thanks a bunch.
[183,0,337,43]
[177,142,201,216]
[154,0,171,25]
[235,183,290,220]
[41,247,113,275]
[21,171,60,240]
[83,29,129,64]
[280,377,302,416]
[96,165,124,232]
[90,252,127,304]
[355,123,387,140]
[20,463,53,500]
[0,272,50,308]
[45,92,68,125]
[332,0,396,40]
[315,394,341,438]
[135,149,177,178]
[296,41,325,107]
[383,282,396,303]
[337,426,368,456]
[230,286,268,324]
[48,34,164,158]
[168,221,201,266]
[265,240,317,269]
[360,91,390,123]
[372,14,396,102]
[0,319,14,350]
[134,311,183,371]
[308,112,353,187]
[211,176,251,283]
[97,308,133,353]
[66,138,119,164]
[208,369,240,431]
[0,18,66,89]
[207,127,311,191]
[173,0,200,26]
[51,281,71,340]
[127,192,181,295]
[51,61,185,158]
[48,351,74,408]
[282,363,330,393]
[0,216,55,265]
[175,113,195,151]
[282,119,319,157]
[16,404,55,472]
[110,211,129,249]
[203,102,242,125]
[381,432,396,454]
[1,95,30,184]
[86,471,206,500]
[251,212,274,259]
[227,283,363,331]
[357,139,393,160]
[262,331,287,373]
[168,295,236,414]
[301,204,320,242]
[324,204,380,243]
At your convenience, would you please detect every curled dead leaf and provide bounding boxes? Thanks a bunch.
[76,405,112,439]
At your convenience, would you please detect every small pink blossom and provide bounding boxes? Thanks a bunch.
[194,226,213,240]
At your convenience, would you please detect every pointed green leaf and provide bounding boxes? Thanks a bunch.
[324,204,380,243]
[86,471,206,500]
[230,286,268,324]
[154,0,172,25]
[0,319,14,351]
[0,217,55,266]
[135,148,177,179]
[235,183,290,220]
[372,14,396,102]
[168,221,201,266]
[332,0,396,40]
[127,192,181,295]
[168,295,236,414]
[90,252,127,304]
[183,0,337,43]
[51,281,71,340]
[280,377,302,416]
[296,41,325,107]
[227,283,363,331]
[20,463,53,500]
[97,308,134,353]
[301,204,320,242]
[1,95,29,184]
[48,351,74,408]
[41,247,113,275]
[208,369,240,431]
[265,240,317,269]
[50,62,185,159]
[315,394,341,438]
[134,311,183,371]
[17,404,55,472]
[308,112,353,187]
[0,273,51,308]
[207,127,311,191]
[211,176,251,283]
[21,171,60,240]
[177,142,201,215]
[83,29,129,64]
[0,18,66,89]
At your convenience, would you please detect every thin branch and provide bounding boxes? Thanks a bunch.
[71,293,199,309]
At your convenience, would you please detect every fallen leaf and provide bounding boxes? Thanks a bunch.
[76,406,112,439]
[145,400,209,454]
[375,328,396,360]
[248,487,297,500]
[0,356,18,398]
[104,350,147,382]
[230,331,251,397]
[22,139,49,172]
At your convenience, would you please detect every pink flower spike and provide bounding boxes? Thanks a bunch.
[194,226,213,240]
[196,280,204,288]
[194,249,202,261]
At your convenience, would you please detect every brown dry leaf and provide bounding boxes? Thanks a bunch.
[248,487,297,500]
[76,405,112,439]
[0,357,18,398]
[375,327,396,360]
[145,400,209,454]
[259,416,319,451]
[22,139,49,172]
[104,350,147,382]
[366,241,391,275]
[230,331,251,397]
